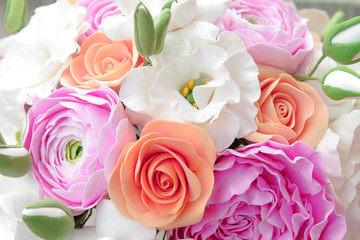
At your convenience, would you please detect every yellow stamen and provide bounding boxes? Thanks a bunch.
[188,80,194,90]
[182,87,189,97]
[192,103,198,109]
[204,80,209,85]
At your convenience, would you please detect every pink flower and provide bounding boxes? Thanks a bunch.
[169,141,346,240]
[22,87,136,214]
[77,0,121,39]
[216,0,314,75]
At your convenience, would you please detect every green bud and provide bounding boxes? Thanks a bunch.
[162,0,177,11]
[4,0,27,33]
[322,16,360,65]
[134,2,156,58]
[22,198,75,240]
[153,9,171,55]
[321,66,360,100]
[0,145,32,178]
[321,8,345,40]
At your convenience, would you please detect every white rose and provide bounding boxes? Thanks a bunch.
[119,22,260,151]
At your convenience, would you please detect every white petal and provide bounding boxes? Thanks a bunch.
[316,129,342,177]
[119,67,157,112]
[96,199,156,240]
[100,15,134,41]
[170,0,197,29]
[323,70,360,92]
[196,0,229,23]
[67,226,97,240]
[332,23,360,44]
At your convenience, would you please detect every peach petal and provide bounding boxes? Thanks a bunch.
[274,81,314,135]
[260,96,280,123]
[107,143,136,220]
[257,121,297,142]
[296,82,328,148]
[70,56,89,84]
[60,67,78,86]
[92,59,132,81]
[94,42,132,65]
[258,64,287,81]
[79,31,113,55]
[142,156,181,203]
[157,157,214,230]
[100,58,121,75]
[84,43,107,76]
[258,78,280,105]
[141,121,216,168]
[138,139,202,201]
[147,155,178,194]
[140,159,187,216]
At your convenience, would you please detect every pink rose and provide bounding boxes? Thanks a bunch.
[169,141,346,240]
[77,0,121,39]
[22,87,136,214]
[216,0,313,75]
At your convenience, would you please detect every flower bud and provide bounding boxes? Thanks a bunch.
[321,8,345,40]
[321,66,360,100]
[153,8,171,55]
[162,0,177,10]
[4,0,27,33]
[22,198,75,240]
[322,16,360,64]
[0,146,32,178]
[134,2,156,58]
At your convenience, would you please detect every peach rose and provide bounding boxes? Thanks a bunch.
[245,65,328,148]
[107,120,216,230]
[60,31,142,92]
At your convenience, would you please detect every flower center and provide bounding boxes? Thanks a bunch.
[65,140,83,164]
[182,80,209,109]
[246,17,259,25]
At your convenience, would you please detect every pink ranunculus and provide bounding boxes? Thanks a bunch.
[216,0,314,75]
[22,86,136,214]
[169,141,346,240]
[77,0,121,39]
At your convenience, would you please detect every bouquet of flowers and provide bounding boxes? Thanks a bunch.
[1,0,360,239]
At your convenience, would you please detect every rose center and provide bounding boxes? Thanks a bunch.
[65,140,83,164]
[102,57,120,73]
[182,80,209,109]
[158,172,173,190]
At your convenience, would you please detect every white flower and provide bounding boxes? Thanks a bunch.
[119,23,260,151]
[115,0,228,30]
[317,110,360,238]
[0,173,40,239]
[0,0,87,144]
[95,199,156,240]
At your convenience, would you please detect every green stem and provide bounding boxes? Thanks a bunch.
[0,132,6,145]
[294,75,322,83]
[309,54,326,77]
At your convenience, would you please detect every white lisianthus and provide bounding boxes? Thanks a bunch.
[317,110,360,239]
[119,23,260,151]
[0,0,88,144]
